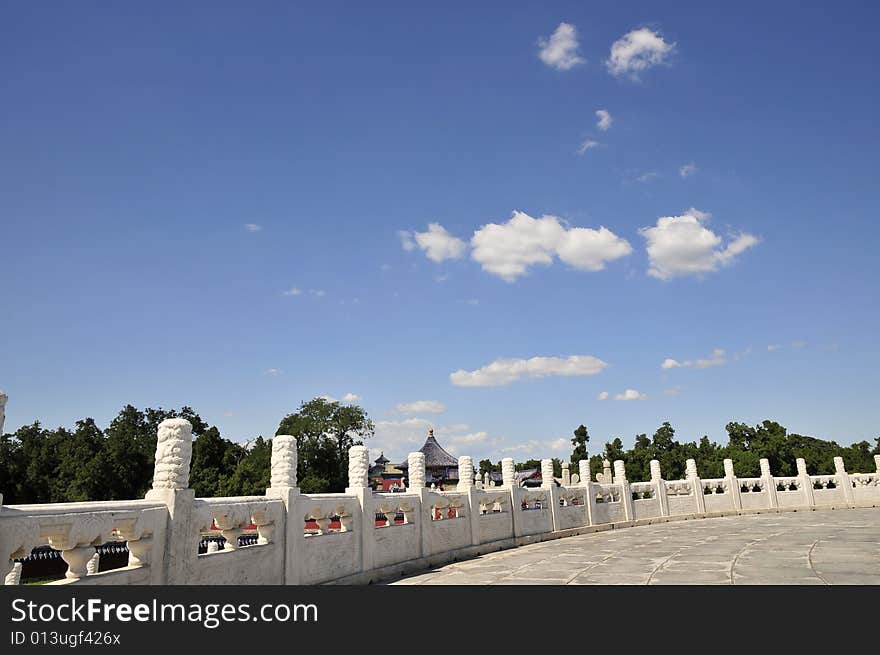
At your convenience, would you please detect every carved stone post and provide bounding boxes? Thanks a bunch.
[796,458,815,508]
[602,459,612,483]
[86,552,100,575]
[613,460,634,521]
[759,458,778,509]
[457,456,475,491]
[686,459,706,514]
[145,418,195,585]
[723,458,742,511]
[834,457,853,507]
[579,460,596,525]
[265,434,299,583]
[345,445,374,574]
[875,455,880,475]
[407,452,426,490]
[561,462,571,486]
[501,458,516,488]
[4,561,21,586]
[651,459,669,517]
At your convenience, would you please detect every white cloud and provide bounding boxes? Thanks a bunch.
[664,387,682,397]
[767,344,781,352]
[310,289,326,297]
[264,368,282,376]
[596,109,613,131]
[549,438,569,452]
[635,171,659,183]
[661,348,727,370]
[372,419,500,461]
[244,223,262,232]
[598,391,609,400]
[538,22,585,71]
[450,354,607,388]
[342,393,360,403]
[615,389,647,401]
[606,27,675,78]
[411,223,467,262]
[282,287,302,296]
[470,211,632,282]
[459,298,480,306]
[394,400,447,415]
[640,208,759,280]
[398,230,417,251]
[680,162,697,178]
[577,139,600,155]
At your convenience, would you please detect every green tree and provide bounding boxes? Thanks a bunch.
[570,424,589,467]
[276,397,374,493]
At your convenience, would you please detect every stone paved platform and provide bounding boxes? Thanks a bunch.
[389,508,880,585]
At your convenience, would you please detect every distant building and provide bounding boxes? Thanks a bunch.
[397,429,459,488]
[369,452,406,491]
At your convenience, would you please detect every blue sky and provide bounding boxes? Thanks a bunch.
[2,1,879,463]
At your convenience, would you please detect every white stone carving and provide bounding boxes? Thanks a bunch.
[151,418,193,490]
[348,446,369,489]
[86,552,100,575]
[833,456,846,475]
[458,457,475,490]
[723,458,735,478]
[502,458,516,487]
[760,458,772,477]
[207,540,220,553]
[561,462,571,486]
[4,561,21,586]
[686,459,698,479]
[541,459,554,489]
[270,435,298,488]
[578,460,590,486]
[650,459,662,481]
[613,460,627,483]
[875,455,880,474]
[408,452,426,489]
[796,458,808,476]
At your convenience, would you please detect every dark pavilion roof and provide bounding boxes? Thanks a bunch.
[374,452,389,465]
[398,429,459,469]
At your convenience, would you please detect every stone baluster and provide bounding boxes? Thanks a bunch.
[686,458,706,514]
[474,473,482,490]
[207,540,220,553]
[834,457,854,507]
[541,459,554,489]
[502,458,516,488]
[875,455,880,475]
[407,452,426,490]
[348,446,370,489]
[4,561,21,586]
[265,434,299,582]
[86,552,100,575]
[252,510,274,545]
[796,458,815,507]
[345,444,374,573]
[759,458,778,509]
[484,472,490,488]
[561,462,571,486]
[650,459,669,517]
[724,458,742,511]
[458,456,475,491]
[578,459,595,525]
[145,418,195,585]
[613,460,634,521]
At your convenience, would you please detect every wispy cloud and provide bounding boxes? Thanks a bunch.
[394,400,447,415]
[451,354,607,387]
[615,389,647,401]
[264,368,282,376]
[661,348,727,370]
[538,22,586,71]
[597,391,609,400]
[244,223,262,232]
[596,109,613,131]
[577,139,600,155]
[282,287,303,296]
[680,162,697,178]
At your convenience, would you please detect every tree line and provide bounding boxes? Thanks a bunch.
[0,397,373,504]
[2,397,876,505]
